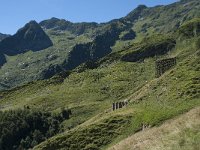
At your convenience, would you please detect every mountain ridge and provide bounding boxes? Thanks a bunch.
[0,0,199,91]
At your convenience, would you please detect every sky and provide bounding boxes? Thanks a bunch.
[0,0,178,35]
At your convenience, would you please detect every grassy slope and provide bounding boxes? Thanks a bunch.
[0,34,176,129]
[0,30,91,90]
[112,0,200,52]
[0,21,199,149]
[0,56,155,127]
[30,33,200,150]
[0,14,199,150]
[108,106,200,150]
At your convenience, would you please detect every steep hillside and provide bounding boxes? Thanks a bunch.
[0,0,200,91]
[108,107,200,150]
[125,0,200,37]
[0,16,199,149]
[32,27,200,149]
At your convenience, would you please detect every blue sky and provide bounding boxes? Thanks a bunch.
[0,0,178,34]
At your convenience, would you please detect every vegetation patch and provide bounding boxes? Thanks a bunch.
[178,18,200,39]
[0,108,71,150]
[121,35,176,62]
[34,115,132,150]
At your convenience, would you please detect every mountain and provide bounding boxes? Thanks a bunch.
[0,21,53,67]
[33,17,200,150]
[0,16,199,150]
[0,0,200,149]
[0,33,10,41]
[0,0,199,91]
[0,21,53,56]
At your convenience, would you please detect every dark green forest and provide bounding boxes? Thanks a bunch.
[0,108,71,150]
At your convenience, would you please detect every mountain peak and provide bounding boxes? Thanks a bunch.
[28,20,38,24]
[25,20,40,28]
[125,4,148,21]
[0,20,53,56]
[136,4,148,9]
[17,20,44,35]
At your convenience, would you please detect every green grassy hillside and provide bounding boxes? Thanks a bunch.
[0,17,199,149]
[0,0,200,91]
[32,33,200,150]
[108,107,200,150]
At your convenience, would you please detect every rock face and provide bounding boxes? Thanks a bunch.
[63,22,124,70]
[0,20,53,56]
[0,53,6,66]
[0,33,10,42]
[120,29,136,41]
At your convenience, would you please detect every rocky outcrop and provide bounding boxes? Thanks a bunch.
[0,33,10,42]
[0,53,6,67]
[63,22,125,70]
[0,20,53,56]
[120,29,136,41]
